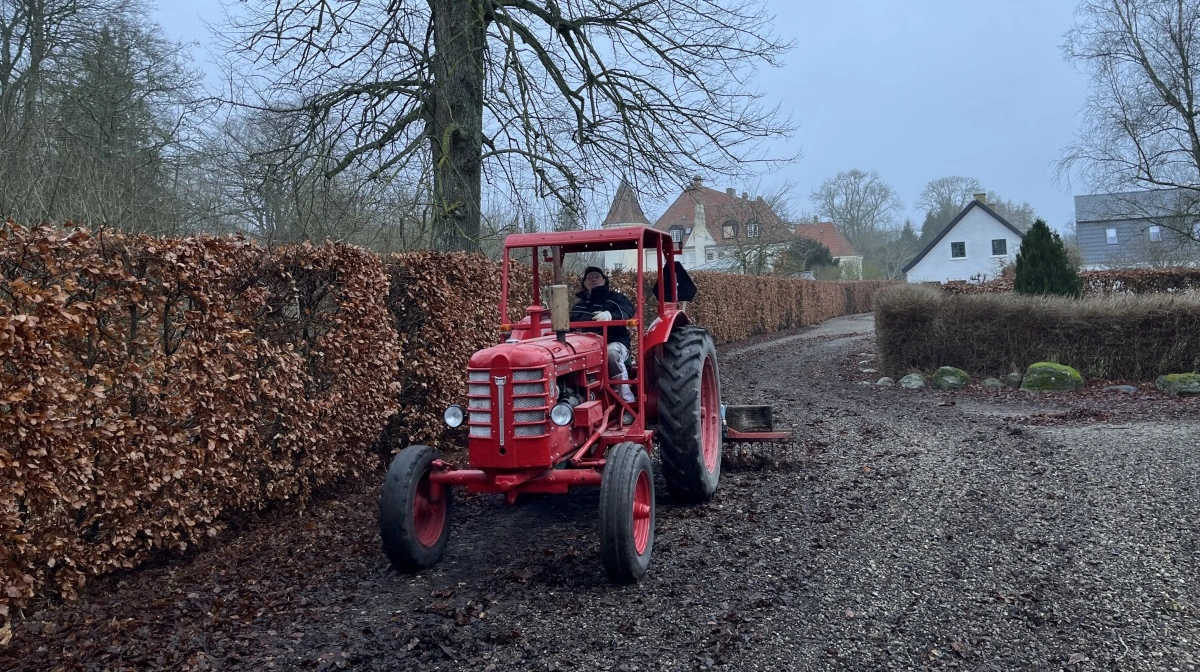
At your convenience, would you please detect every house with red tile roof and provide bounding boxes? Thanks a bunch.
[599,177,863,277]
[601,176,789,273]
[792,220,863,278]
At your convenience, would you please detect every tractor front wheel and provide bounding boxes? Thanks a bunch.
[599,442,655,583]
[657,324,722,503]
[380,445,452,572]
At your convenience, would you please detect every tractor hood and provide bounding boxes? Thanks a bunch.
[469,333,605,372]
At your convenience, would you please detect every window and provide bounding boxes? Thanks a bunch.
[747,220,761,237]
[669,225,683,244]
[722,220,737,239]
[991,239,1007,256]
[706,251,714,261]
[1149,225,1162,242]
[950,242,966,258]
[612,263,623,271]
[1106,228,1118,245]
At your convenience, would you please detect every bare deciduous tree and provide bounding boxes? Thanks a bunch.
[1061,0,1200,242]
[810,169,904,248]
[222,0,794,253]
[916,176,983,216]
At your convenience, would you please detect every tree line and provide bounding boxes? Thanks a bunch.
[2,0,1196,273]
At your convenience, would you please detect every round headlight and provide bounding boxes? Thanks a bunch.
[550,402,574,427]
[444,404,465,428]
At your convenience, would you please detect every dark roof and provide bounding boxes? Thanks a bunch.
[601,179,652,228]
[901,200,1025,273]
[653,184,786,246]
[793,222,859,257]
[1074,188,1200,223]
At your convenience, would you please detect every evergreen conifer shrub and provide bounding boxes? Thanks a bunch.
[1014,219,1081,297]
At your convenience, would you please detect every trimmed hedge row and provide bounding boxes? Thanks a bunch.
[875,283,1200,380]
[941,267,1200,296]
[0,224,401,621]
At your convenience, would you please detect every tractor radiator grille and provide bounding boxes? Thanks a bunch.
[513,382,545,395]
[513,410,546,423]
[465,368,548,440]
[515,424,546,437]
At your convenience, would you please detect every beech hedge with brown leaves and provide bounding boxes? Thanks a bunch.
[1,224,889,621]
[942,267,1200,296]
[0,224,401,623]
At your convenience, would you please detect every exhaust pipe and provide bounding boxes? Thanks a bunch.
[549,284,570,343]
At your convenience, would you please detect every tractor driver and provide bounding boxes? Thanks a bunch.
[571,266,637,404]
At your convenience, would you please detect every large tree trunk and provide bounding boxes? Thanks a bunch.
[428,0,486,253]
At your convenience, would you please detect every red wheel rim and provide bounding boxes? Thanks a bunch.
[412,471,446,548]
[699,356,720,472]
[632,468,652,555]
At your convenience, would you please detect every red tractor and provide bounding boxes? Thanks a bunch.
[380,226,786,582]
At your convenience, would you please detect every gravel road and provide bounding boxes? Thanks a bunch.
[4,313,1198,672]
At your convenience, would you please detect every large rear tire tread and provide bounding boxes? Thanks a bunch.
[599,442,655,583]
[657,325,721,503]
[380,445,452,572]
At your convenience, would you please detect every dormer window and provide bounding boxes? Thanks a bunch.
[722,220,737,239]
[669,225,684,244]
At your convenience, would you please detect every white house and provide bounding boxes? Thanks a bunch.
[902,194,1024,283]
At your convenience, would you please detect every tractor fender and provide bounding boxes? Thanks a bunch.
[644,310,691,351]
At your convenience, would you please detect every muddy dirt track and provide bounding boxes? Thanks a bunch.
[4,313,1200,671]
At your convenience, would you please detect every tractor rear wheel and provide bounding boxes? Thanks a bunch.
[380,445,452,572]
[657,324,722,503]
[599,442,655,583]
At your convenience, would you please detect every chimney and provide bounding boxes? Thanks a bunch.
[726,187,736,197]
[742,192,749,200]
[690,175,703,190]
[756,196,764,203]
[974,192,987,204]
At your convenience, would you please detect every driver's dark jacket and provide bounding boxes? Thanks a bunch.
[570,285,635,348]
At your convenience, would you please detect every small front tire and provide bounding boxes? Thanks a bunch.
[380,445,452,572]
[599,442,655,583]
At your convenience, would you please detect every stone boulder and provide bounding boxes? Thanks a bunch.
[899,373,926,389]
[931,366,970,390]
[982,377,1006,389]
[1006,372,1022,388]
[1020,362,1084,393]
[876,377,895,387]
[1155,373,1200,395]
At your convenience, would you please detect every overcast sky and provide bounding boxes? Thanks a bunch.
[153,1,1091,233]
